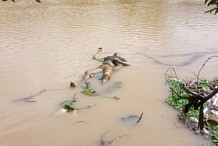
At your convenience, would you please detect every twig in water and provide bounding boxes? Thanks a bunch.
[136,112,144,124]
[164,67,179,83]
[196,55,218,89]
[100,131,109,146]
[72,93,77,102]
[99,131,129,146]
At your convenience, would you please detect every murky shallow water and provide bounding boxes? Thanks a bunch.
[0,0,218,145]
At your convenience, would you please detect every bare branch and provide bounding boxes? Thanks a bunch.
[164,67,179,82]
[196,55,218,89]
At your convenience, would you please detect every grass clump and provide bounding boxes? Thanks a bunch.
[166,78,199,118]
[166,78,189,110]
[210,126,218,145]
[63,101,75,111]
[81,87,96,96]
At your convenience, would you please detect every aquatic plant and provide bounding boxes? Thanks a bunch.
[185,107,199,118]
[210,126,218,145]
[205,0,218,14]
[166,78,190,110]
[166,78,199,118]
[166,74,218,145]
[81,87,96,96]
[63,101,75,111]
[198,79,211,91]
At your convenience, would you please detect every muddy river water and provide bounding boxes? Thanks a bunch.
[0,0,218,145]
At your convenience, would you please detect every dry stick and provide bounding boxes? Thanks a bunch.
[72,93,77,100]
[136,112,144,124]
[164,67,179,81]
[195,87,218,108]
[165,67,183,96]
[196,55,218,89]
[205,7,218,14]
[100,131,129,146]
[198,105,204,131]
[100,131,109,146]
[108,135,130,145]
[182,84,204,98]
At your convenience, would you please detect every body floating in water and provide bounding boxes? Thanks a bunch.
[82,48,130,83]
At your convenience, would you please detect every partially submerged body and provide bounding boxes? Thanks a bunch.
[82,48,130,83]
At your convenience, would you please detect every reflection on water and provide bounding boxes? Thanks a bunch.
[0,0,218,145]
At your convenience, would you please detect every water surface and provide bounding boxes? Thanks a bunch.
[0,0,218,145]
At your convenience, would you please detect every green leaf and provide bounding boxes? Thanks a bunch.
[64,101,75,111]
[81,87,95,95]
[198,79,210,91]
[210,126,218,145]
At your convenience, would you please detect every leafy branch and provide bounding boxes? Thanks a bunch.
[205,0,218,14]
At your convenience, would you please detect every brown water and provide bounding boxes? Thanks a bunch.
[0,0,218,145]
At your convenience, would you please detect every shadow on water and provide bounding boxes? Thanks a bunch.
[135,50,218,66]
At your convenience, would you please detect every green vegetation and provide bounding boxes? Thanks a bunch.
[63,101,75,111]
[166,77,213,118]
[166,77,218,145]
[210,126,218,145]
[81,86,96,96]
[205,0,218,14]
[166,78,189,110]
[198,79,211,91]
[166,78,199,118]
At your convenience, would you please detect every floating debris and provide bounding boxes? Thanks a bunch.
[70,82,77,88]
[59,93,77,112]
[120,112,144,124]
[60,100,76,112]
[99,131,129,146]
[81,82,96,96]
[81,87,96,96]
[63,101,75,111]
[59,93,98,113]
[136,112,144,124]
